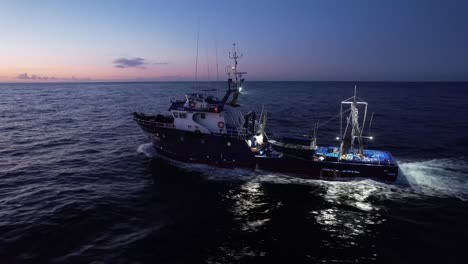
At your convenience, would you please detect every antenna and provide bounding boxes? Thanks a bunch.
[206,46,210,82]
[215,38,219,82]
[225,43,246,107]
[229,43,243,76]
[194,18,200,88]
[215,37,219,97]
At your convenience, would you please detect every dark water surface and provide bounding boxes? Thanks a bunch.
[1,82,468,263]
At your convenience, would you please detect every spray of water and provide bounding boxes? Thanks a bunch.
[136,142,468,201]
[399,158,468,201]
[137,143,158,158]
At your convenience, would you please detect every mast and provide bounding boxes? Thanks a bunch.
[228,43,246,106]
[220,43,247,107]
[310,121,319,150]
[339,86,367,157]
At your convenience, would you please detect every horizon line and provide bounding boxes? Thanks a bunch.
[1,80,468,84]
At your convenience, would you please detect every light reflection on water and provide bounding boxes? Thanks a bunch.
[313,181,384,250]
[231,181,274,232]
[323,181,381,212]
[215,180,274,260]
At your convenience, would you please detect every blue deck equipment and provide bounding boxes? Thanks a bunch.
[315,146,395,165]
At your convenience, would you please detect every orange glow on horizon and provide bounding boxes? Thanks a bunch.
[0,63,198,82]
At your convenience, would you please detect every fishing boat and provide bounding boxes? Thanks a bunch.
[133,44,398,181]
[133,44,268,168]
[256,88,399,181]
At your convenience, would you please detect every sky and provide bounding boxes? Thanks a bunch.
[0,0,467,82]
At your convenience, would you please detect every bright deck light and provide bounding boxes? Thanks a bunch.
[336,137,340,140]
[239,87,242,92]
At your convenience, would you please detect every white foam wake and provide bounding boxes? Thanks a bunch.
[135,144,468,201]
[204,158,468,202]
[399,158,468,201]
[137,143,158,158]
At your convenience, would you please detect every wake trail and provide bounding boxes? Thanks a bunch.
[399,158,468,201]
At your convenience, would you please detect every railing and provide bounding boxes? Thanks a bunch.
[133,117,176,129]
[212,128,248,140]
[134,116,248,140]
[234,110,245,127]
[224,110,248,140]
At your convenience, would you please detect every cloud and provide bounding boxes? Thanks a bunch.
[122,75,191,82]
[153,62,169,65]
[16,73,90,81]
[17,73,30,79]
[113,57,147,69]
[17,73,51,80]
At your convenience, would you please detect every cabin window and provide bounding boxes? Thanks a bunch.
[173,112,179,118]
[179,113,187,118]
[201,113,206,119]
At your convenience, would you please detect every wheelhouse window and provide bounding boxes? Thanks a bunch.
[179,112,187,118]
[173,112,179,118]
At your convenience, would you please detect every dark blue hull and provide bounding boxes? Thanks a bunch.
[137,125,256,168]
[267,138,399,181]
[135,116,398,180]
[256,155,398,181]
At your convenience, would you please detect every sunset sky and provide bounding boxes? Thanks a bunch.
[1,0,467,82]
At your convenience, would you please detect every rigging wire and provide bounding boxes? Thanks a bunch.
[206,46,211,83]
[368,112,374,134]
[215,36,220,99]
[316,108,351,130]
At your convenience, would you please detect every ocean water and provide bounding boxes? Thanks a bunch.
[1,82,467,263]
